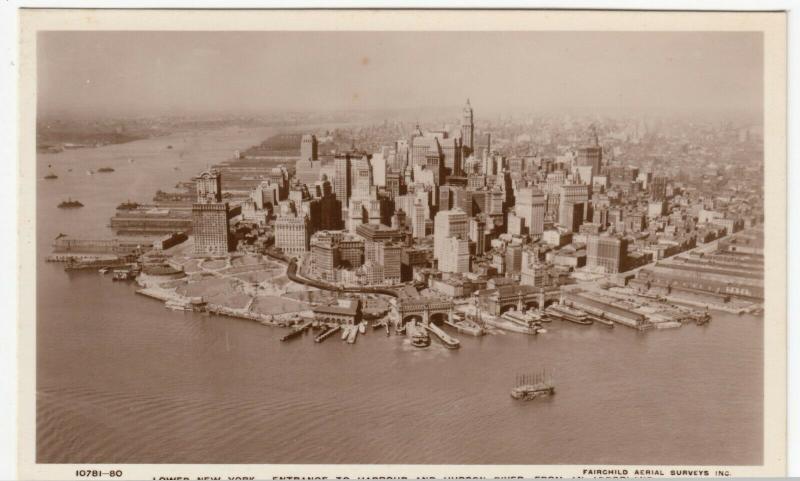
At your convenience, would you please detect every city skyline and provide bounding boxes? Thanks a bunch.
[38,31,763,119]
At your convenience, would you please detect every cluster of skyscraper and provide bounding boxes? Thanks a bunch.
[186,98,756,295]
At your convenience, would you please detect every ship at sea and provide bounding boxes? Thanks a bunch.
[116,200,140,211]
[511,369,555,401]
[44,164,58,179]
[58,198,84,209]
[98,167,115,173]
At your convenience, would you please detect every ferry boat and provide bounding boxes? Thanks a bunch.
[410,323,430,348]
[58,198,83,208]
[546,304,592,324]
[510,369,555,401]
[97,167,115,173]
[116,200,140,210]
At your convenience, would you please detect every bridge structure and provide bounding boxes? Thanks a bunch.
[477,284,562,316]
[397,296,455,325]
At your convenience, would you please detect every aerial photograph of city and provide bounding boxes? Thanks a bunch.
[34,28,766,467]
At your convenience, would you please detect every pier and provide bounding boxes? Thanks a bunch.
[314,325,340,343]
[425,323,461,349]
[280,321,312,342]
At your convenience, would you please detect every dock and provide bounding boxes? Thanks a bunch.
[314,325,340,343]
[280,321,312,342]
[425,323,461,349]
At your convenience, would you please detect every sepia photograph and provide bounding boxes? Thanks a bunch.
[16,8,788,480]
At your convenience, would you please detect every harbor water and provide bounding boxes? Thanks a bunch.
[35,129,764,465]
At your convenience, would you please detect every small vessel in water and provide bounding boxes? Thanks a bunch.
[98,167,115,173]
[511,369,555,401]
[128,158,134,163]
[98,268,108,275]
[58,198,83,208]
[112,268,134,281]
[44,164,58,179]
[86,169,94,176]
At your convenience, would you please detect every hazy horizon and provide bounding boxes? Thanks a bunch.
[37,31,763,120]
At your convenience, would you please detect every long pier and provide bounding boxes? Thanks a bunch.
[314,325,340,343]
[280,321,312,342]
[425,323,461,349]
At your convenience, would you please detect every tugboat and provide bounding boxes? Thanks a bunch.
[58,198,83,209]
[98,167,115,173]
[510,369,555,401]
[116,200,140,210]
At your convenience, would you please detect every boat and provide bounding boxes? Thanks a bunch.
[86,169,94,175]
[546,304,592,325]
[116,200,140,210]
[58,198,84,208]
[98,268,108,274]
[112,268,134,281]
[97,167,115,173]
[510,369,555,401]
[358,321,366,334]
[409,323,430,348]
[44,164,58,179]
[346,325,359,344]
[166,145,173,149]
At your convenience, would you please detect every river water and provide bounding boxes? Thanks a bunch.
[35,128,763,465]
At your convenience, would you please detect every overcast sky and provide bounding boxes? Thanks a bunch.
[37,31,762,118]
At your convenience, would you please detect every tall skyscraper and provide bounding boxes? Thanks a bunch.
[192,169,229,256]
[300,134,318,161]
[192,203,230,256]
[275,202,310,256]
[586,235,628,274]
[193,169,222,204]
[334,154,351,221]
[461,98,474,152]
[434,208,468,262]
[650,175,668,201]
[515,187,546,235]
